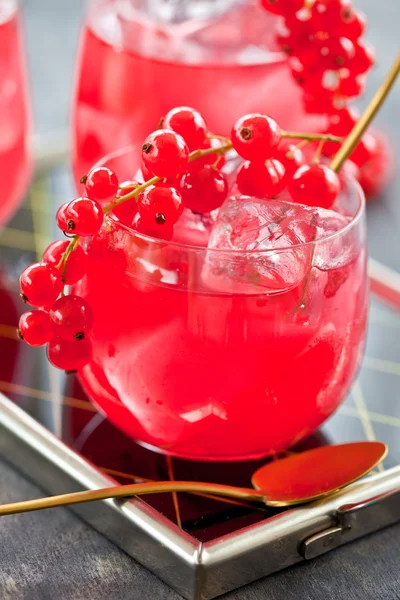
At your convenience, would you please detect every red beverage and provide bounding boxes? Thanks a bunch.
[74,147,367,461]
[0,1,31,226]
[72,0,326,181]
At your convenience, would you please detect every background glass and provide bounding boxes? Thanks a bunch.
[0,0,31,227]
[71,0,327,182]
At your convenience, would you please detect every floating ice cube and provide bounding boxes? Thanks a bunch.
[313,207,355,271]
[203,195,355,294]
[124,0,242,25]
[203,196,317,294]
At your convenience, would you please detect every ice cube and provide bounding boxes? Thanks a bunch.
[117,0,242,29]
[203,196,317,294]
[313,208,355,271]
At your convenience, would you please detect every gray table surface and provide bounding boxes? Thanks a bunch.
[0,1,399,599]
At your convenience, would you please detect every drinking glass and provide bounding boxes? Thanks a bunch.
[71,0,326,182]
[73,145,368,461]
[0,0,31,227]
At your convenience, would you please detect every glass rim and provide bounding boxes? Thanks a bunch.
[94,144,366,255]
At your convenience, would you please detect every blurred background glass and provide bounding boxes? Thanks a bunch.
[0,0,31,227]
[19,0,399,270]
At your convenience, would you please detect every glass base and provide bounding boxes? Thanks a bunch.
[135,439,275,462]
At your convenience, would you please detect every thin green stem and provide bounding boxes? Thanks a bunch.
[56,235,80,294]
[106,140,233,212]
[188,140,233,162]
[206,132,230,142]
[286,139,309,159]
[281,131,343,144]
[313,138,326,164]
[104,176,160,212]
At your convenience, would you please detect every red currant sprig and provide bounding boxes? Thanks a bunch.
[260,0,376,174]
[43,240,88,284]
[18,106,351,374]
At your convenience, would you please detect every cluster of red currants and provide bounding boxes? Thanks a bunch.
[18,241,92,371]
[262,0,374,112]
[232,113,340,208]
[16,105,347,371]
[260,0,388,189]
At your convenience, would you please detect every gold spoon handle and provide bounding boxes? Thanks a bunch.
[0,481,265,516]
[331,51,400,172]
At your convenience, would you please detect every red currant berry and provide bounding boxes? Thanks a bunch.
[292,63,339,98]
[47,337,92,371]
[138,184,183,226]
[260,0,304,16]
[302,88,336,115]
[112,181,138,226]
[335,11,366,40]
[294,47,322,72]
[289,164,340,209]
[20,263,63,308]
[163,106,207,151]
[18,310,52,347]
[275,141,305,176]
[236,159,286,198]
[49,295,93,341]
[141,160,182,186]
[196,138,226,168]
[180,164,228,213]
[275,18,314,55]
[318,37,355,69]
[349,132,377,167]
[321,106,359,157]
[337,72,365,98]
[134,217,174,242]
[63,197,104,236]
[42,241,88,285]
[351,41,375,74]
[357,131,394,199]
[329,106,359,133]
[84,166,119,203]
[142,129,189,179]
[312,0,354,31]
[56,202,70,232]
[231,114,281,161]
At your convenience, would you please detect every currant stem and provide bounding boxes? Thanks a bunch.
[313,139,326,164]
[206,132,230,142]
[281,131,343,144]
[105,176,160,211]
[106,141,234,212]
[286,139,309,159]
[188,141,233,162]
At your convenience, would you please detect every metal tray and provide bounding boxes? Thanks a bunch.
[1,160,400,599]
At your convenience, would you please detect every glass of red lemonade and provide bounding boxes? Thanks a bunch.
[72,144,368,461]
[0,0,31,227]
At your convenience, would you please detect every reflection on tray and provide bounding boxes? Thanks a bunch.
[0,169,400,542]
